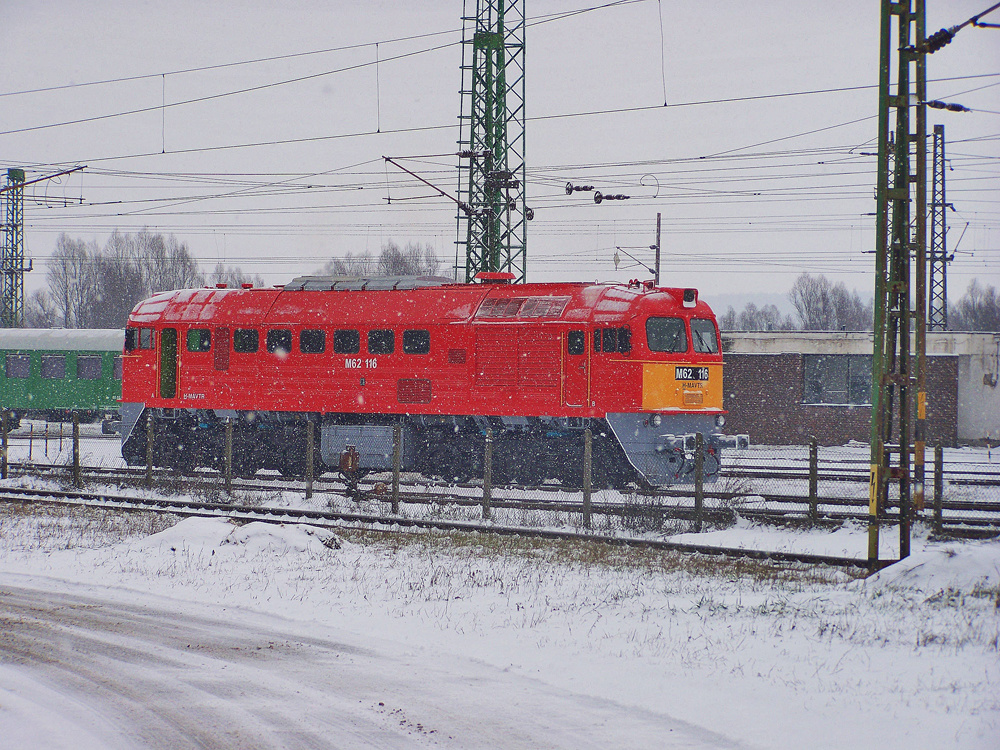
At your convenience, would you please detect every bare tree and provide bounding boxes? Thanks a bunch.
[46,234,98,328]
[719,303,797,331]
[788,273,872,330]
[135,231,204,293]
[209,263,267,289]
[950,280,1000,331]
[24,289,58,328]
[378,241,440,276]
[317,251,376,277]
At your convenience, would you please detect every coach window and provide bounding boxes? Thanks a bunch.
[77,355,102,380]
[125,328,138,351]
[333,329,360,355]
[113,356,123,380]
[368,329,394,355]
[186,328,211,353]
[646,317,688,353]
[403,329,430,355]
[690,319,719,354]
[300,329,326,354]
[5,354,29,379]
[233,329,259,353]
[41,355,66,380]
[568,330,585,355]
[139,328,155,350]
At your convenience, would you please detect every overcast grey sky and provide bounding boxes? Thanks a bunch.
[2,0,998,309]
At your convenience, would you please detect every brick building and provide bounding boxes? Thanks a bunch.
[720,331,1000,446]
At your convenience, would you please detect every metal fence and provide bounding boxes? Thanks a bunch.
[2,411,998,536]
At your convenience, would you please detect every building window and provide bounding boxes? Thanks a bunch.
[300,329,326,354]
[5,354,29,379]
[234,329,259,353]
[41,355,66,379]
[803,354,872,405]
[333,329,360,354]
[186,328,211,352]
[77,356,102,380]
[403,329,430,355]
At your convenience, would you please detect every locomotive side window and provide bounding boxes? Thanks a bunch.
[233,329,259,353]
[368,329,394,355]
[333,329,360,355]
[41,355,66,380]
[267,329,292,355]
[403,329,430,355]
[619,327,632,354]
[593,330,601,352]
[690,319,719,354]
[214,327,231,371]
[646,317,688,353]
[125,328,138,351]
[602,328,618,354]
[301,329,326,354]
[568,330,585,355]
[5,354,29,379]
[139,328,155,350]
[77,356,102,380]
[113,356,123,380]
[186,328,211,353]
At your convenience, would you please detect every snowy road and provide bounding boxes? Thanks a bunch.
[0,578,740,750]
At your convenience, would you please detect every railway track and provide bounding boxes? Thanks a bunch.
[0,484,880,570]
[7,460,1000,535]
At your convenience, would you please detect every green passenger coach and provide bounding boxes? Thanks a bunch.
[0,329,124,429]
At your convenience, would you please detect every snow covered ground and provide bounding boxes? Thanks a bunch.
[1,499,998,749]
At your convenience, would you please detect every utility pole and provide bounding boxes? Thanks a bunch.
[869,0,927,566]
[653,213,661,286]
[456,0,527,283]
[1,169,26,328]
[929,124,952,330]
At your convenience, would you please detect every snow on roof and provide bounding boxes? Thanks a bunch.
[0,328,123,352]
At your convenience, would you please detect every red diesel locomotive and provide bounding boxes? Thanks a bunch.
[120,274,747,487]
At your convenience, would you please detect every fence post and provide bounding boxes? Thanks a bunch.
[224,418,234,496]
[391,423,402,514]
[808,437,819,522]
[694,432,704,532]
[59,421,64,452]
[2,410,8,480]
[72,411,81,488]
[145,413,154,488]
[305,419,314,500]
[583,428,593,529]
[482,427,493,520]
[28,424,33,463]
[933,444,944,535]
[45,422,49,458]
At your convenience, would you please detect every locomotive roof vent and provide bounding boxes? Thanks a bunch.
[474,272,516,285]
[283,275,453,292]
[682,288,697,308]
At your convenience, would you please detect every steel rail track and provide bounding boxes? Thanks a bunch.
[0,485,883,570]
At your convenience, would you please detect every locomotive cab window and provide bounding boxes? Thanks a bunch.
[5,354,29,379]
[41,355,66,380]
[690,319,719,354]
[568,330,585,355]
[368,329,394,355]
[186,328,211,352]
[403,329,430,355]
[77,355,102,380]
[125,327,137,351]
[139,328,155,350]
[233,329,259,353]
[646,317,688,353]
[333,329,360,355]
[300,329,326,354]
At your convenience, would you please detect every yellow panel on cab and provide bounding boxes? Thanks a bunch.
[641,363,723,411]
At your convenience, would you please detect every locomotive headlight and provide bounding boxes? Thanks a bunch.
[650,414,662,427]
[715,414,726,427]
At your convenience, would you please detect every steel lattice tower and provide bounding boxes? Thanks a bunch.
[868,0,928,565]
[1,169,26,328]
[929,124,950,331]
[455,0,527,283]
